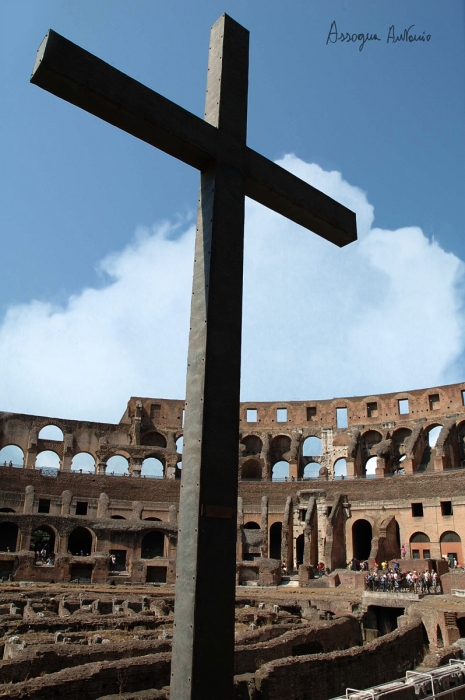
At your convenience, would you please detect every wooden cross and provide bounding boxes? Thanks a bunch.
[31,14,356,699]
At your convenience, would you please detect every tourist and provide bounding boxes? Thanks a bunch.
[401,544,406,559]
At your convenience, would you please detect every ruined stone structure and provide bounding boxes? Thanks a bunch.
[1,381,465,698]
[0,381,464,584]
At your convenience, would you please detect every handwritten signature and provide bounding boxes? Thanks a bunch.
[326,21,431,52]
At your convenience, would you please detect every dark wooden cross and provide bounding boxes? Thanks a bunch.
[31,14,356,699]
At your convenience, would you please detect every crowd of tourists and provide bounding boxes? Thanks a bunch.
[348,557,442,594]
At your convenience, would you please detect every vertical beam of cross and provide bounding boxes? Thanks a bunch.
[170,17,249,699]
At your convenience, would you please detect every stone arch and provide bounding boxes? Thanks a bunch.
[440,531,463,567]
[144,517,162,521]
[110,515,126,520]
[360,430,382,473]
[30,524,57,555]
[0,445,24,467]
[140,431,167,448]
[38,424,64,441]
[35,450,61,470]
[302,462,320,479]
[106,455,129,475]
[352,519,372,561]
[244,521,260,529]
[0,508,15,513]
[392,427,412,455]
[141,530,165,558]
[409,531,430,560]
[365,456,377,477]
[272,460,289,481]
[270,435,291,465]
[141,457,164,478]
[68,526,94,556]
[71,452,95,473]
[302,436,322,457]
[0,522,19,552]
[241,459,261,480]
[333,457,347,479]
[425,424,443,447]
[241,435,262,455]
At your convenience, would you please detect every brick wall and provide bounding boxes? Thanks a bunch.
[0,652,172,699]
[252,621,425,700]
[234,616,361,675]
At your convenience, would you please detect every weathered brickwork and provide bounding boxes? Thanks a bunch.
[1,381,465,582]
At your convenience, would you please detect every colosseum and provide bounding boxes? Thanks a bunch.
[0,381,465,699]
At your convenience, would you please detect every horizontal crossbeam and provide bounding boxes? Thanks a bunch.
[31,29,356,248]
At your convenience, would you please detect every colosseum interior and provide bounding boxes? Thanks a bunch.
[1,381,465,699]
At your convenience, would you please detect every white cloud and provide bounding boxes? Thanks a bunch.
[1,155,464,422]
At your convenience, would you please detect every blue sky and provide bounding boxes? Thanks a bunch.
[1,0,464,422]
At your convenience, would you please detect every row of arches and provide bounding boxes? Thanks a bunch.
[0,446,167,477]
[242,457,350,481]
[0,522,167,559]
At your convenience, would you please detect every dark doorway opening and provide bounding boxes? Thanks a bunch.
[141,531,165,558]
[68,527,93,556]
[0,561,14,579]
[352,519,373,561]
[70,563,93,582]
[269,522,282,560]
[244,522,260,529]
[0,522,19,552]
[366,606,404,636]
[296,534,304,566]
[146,566,167,583]
[457,617,465,638]
[110,550,127,572]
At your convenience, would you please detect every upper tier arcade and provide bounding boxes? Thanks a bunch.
[1,381,465,480]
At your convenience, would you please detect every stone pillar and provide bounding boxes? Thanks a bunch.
[375,456,386,478]
[166,431,177,453]
[401,457,414,475]
[169,504,177,525]
[129,457,142,477]
[25,429,38,469]
[317,503,328,564]
[346,459,355,479]
[62,434,74,472]
[288,460,298,481]
[24,450,36,469]
[61,454,72,472]
[167,533,177,558]
[260,496,268,558]
[261,433,270,479]
[61,490,72,516]
[281,496,293,570]
[23,485,34,514]
[97,493,109,518]
[96,460,107,475]
[131,501,143,520]
[165,456,178,480]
